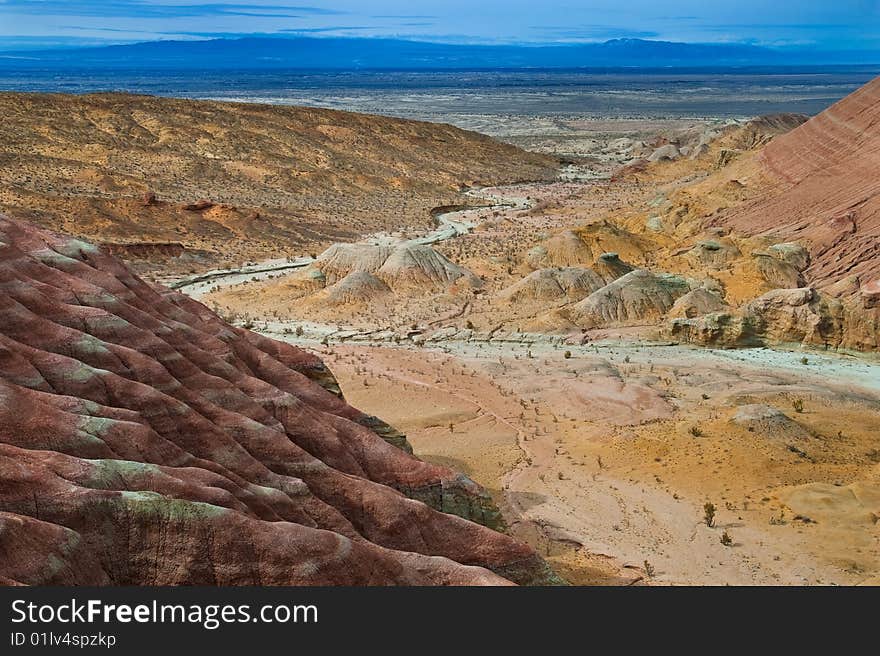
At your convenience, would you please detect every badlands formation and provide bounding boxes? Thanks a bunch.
[207,78,880,585]
[0,216,559,585]
[2,77,879,586]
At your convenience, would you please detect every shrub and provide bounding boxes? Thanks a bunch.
[703,502,716,527]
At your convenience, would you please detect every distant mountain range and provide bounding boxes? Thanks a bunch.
[1,36,877,69]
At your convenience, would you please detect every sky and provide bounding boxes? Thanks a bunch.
[0,0,878,51]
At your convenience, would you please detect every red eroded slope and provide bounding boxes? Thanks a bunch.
[0,216,558,586]
[715,76,880,289]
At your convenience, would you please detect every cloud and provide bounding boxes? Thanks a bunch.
[279,26,373,33]
[0,1,342,19]
[2,2,874,50]
[0,35,141,51]
[371,15,439,19]
[530,25,660,41]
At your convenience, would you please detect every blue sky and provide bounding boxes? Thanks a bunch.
[0,1,878,50]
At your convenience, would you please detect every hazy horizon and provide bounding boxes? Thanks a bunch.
[0,1,877,53]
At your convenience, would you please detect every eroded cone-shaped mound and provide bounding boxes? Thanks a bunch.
[527,230,593,268]
[501,255,634,306]
[500,267,606,303]
[377,243,480,291]
[316,243,394,285]
[687,239,742,270]
[731,404,812,441]
[315,241,480,293]
[566,269,693,328]
[315,271,392,307]
[527,224,649,270]
[0,216,559,586]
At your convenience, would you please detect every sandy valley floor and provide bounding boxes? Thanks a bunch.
[298,339,880,585]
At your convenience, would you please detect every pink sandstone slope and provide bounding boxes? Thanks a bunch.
[0,215,559,586]
[714,76,880,290]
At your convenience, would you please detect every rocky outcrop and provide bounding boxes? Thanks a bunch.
[0,216,561,586]
[670,286,880,351]
[594,252,635,281]
[668,288,730,319]
[687,239,742,270]
[648,144,681,162]
[669,312,755,348]
[182,199,215,212]
[738,287,845,347]
[753,253,806,289]
[768,242,810,272]
[861,279,880,309]
[102,242,187,259]
[727,113,809,150]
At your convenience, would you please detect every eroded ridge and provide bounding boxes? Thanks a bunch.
[0,215,560,586]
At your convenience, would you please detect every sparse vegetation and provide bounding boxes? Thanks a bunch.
[703,502,716,528]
